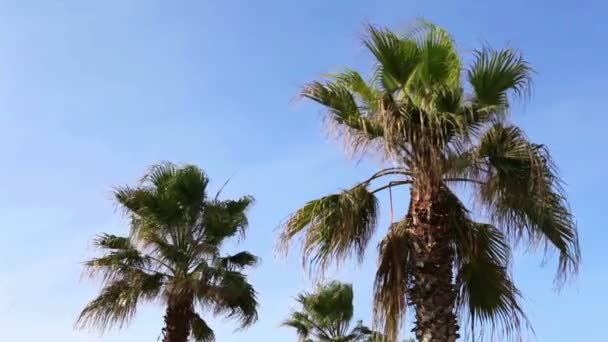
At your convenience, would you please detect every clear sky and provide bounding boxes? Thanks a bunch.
[0,0,605,341]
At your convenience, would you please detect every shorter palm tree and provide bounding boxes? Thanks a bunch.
[283,281,382,342]
[76,163,259,342]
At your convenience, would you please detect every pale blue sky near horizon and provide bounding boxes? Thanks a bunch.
[0,0,606,341]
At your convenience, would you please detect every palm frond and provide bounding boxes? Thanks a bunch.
[477,124,580,282]
[433,185,531,340]
[217,251,260,271]
[142,231,190,267]
[468,47,533,111]
[114,184,183,237]
[282,312,314,341]
[76,273,164,332]
[434,86,464,115]
[206,270,259,328]
[84,233,169,284]
[279,184,379,273]
[83,249,149,283]
[372,220,414,342]
[76,281,139,331]
[364,24,421,91]
[203,195,255,244]
[142,162,179,188]
[172,164,209,217]
[303,80,384,155]
[191,313,216,342]
[113,186,147,214]
[93,233,133,250]
[330,69,382,113]
[410,21,461,92]
[454,220,529,340]
[115,163,208,237]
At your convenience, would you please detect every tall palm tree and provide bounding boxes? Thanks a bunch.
[283,281,382,342]
[77,163,259,342]
[278,22,580,342]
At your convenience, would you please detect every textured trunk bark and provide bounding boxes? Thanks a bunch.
[408,188,459,342]
[162,296,194,342]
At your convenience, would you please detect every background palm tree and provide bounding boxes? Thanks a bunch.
[283,281,382,342]
[279,21,580,341]
[77,163,259,342]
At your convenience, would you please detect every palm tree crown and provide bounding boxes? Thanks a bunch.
[279,21,580,341]
[77,163,259,342]
[283,281,382,342]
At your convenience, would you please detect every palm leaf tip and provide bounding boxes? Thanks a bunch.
[192,314,216,342]
[278,185,379,274]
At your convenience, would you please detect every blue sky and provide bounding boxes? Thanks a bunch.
[0,0,605,341]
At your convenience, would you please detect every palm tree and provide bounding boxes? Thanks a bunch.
[278,22,580,342]
[283,281,382,342]
[77,163,259,342]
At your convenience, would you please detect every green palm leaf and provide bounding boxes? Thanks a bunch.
[279,185,379,273]
[203,196,255,244]
[454,220,529,339]
[468,47,533,111]
[191,313,216,342]
[364,24,421,91]
[205,269,259,328]
[282,312,313,341]
[373,221,414,342]
[76,273,164,332]
[477,124,580,280]
[218,251,260,270]
[411,21,461,91]
[330,70,382,113]
[302,80,384,155]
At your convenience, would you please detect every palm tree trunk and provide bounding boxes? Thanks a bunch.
[408,188,459,342]
[162,296,194,342]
